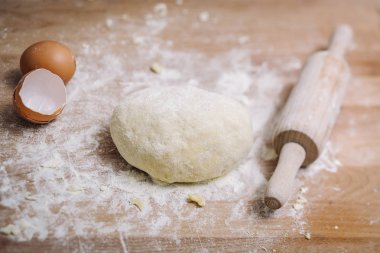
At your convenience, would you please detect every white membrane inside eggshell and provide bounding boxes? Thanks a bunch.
[19,69,67,115]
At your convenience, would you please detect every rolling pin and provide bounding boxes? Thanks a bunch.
[264,25,353,210]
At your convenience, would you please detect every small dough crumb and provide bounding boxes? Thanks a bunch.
[150,63,163,74]
[25,195,38,201]
[0,224,20,235]
[199,11,210,22]
[66,184,85,192]
[334,225,339,230]
[304,232,311,240]
[0,219,31,236]
[238,35,250,45]
[132,35,145,45]
[153,3,168,17]
[260,146,277,161]
[188,194,206,207]
[131,198,144,211]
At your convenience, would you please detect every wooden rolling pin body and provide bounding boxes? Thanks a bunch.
[265,26,353,209]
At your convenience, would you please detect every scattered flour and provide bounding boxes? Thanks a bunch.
[0,3,343,251]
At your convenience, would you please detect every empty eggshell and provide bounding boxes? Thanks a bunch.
[13,68,67,124]
[20,40,76,84]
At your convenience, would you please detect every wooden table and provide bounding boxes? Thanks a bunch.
[1,0,380,252]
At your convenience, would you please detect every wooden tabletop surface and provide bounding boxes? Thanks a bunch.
[1,0,380,252]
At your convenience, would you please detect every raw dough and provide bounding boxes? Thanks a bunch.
[110,86,253,183]
[187,194,206,207]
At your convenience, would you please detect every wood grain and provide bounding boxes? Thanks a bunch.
[1,0,380,252]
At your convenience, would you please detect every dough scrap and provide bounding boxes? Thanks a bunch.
[187,194,206,207]
[131,198,144,211]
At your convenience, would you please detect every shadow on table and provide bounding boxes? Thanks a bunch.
[0,103,47,131]
[248,198,275,218]
[95,126,152,182]
[4,67,22,87]
[95,125,232,187]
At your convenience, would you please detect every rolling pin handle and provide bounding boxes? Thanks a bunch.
[328,24,353,57]
[265,142,306,209]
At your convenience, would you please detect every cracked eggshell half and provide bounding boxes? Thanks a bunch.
[13,68,67,124]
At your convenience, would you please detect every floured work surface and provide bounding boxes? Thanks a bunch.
[0,0,380,252]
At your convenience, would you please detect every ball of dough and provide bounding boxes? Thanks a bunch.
[110,86,253,183]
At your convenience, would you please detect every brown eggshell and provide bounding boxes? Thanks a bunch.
[20,40,76,84]
[13,69,66,124]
